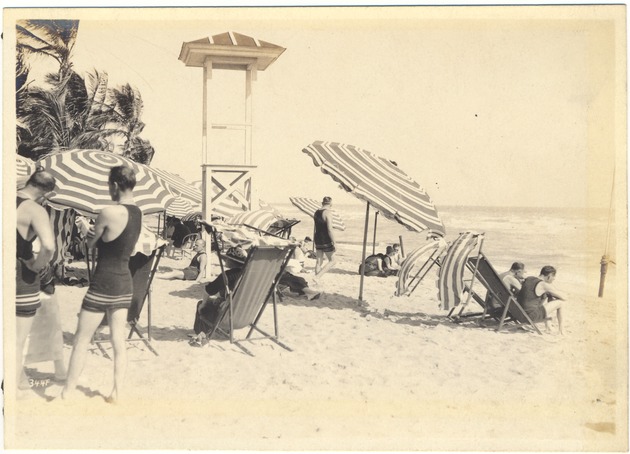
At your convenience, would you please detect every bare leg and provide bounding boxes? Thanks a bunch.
[63,309,105,398]
[543,300,564,335]
[315,251,337,279]
[16,315,35,389]
[315,250,325,275]
[53,359,67,381]
[157,270,185,280]
[106,308,129,403]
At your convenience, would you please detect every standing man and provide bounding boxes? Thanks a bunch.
[63,166,142,402]
[313,196,337,281]
[16,170,56,389]
[517,265,567,335]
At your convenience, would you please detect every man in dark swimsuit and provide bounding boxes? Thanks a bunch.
[16,170,56,390]
[517,265,567,335]
[157,239,207,282]
[313,196,337,281]
[63,166,142,402]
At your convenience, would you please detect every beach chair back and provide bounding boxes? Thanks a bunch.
[221,245,292,330]
[396,237,448,296]
[467,254,541,334]
[437,231,483,311]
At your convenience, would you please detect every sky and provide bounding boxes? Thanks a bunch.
[5,4,624,209]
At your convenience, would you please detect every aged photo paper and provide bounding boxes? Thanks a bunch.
[3,4,628,451]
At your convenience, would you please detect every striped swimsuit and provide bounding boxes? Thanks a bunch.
[16,197,41,317]
[82,205,142,313]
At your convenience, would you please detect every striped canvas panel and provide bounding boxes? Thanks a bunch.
[47,206,76,269]
[302,141,445,236]
[396,237,448,296]
[288,196,346,231]
[437,232,481,311]
[223,246,291,330]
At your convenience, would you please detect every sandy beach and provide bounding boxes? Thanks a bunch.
[7,238,625,451]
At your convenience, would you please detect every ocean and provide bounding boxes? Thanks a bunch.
[274,202,614,278]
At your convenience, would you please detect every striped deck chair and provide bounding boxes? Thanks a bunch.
[466,253,542,334]
[437,231,485,317]
[396,236,449,296]
[205,227,295,355]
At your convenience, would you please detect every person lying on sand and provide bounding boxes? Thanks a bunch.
[517,265,567,335]
[157,239,207,283]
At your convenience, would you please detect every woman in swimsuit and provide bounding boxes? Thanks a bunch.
[62,166,142,402]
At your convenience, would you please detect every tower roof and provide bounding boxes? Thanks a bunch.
[179,31,285,70]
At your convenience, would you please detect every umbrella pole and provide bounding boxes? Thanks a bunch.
[599,168,615,298]
[359,202,370,301]
[372,211,378,255]
[399,235,405,257]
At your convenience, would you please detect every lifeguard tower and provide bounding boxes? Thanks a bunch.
[179,32,285,225]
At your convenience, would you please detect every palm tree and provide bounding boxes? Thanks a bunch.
[108,83,147,158]
[16,19,79,81]
[16,19,157,164]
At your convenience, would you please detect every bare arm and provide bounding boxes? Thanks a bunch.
[324,210,335,244]
[542,282,568,301]
[27,204,55,272]
[86,209,111,249]
[503,275,522,292]
[196,254,208,282]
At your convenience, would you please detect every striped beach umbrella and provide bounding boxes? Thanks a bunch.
[303,141,445,235]
[289,196,346,231]
[39,149,176,216]
[166,196,196,218]
[438,231,483,311]
[303,140,445,300]
[150,167,202,204]
[17,155,36,188]
[227,209,279,232]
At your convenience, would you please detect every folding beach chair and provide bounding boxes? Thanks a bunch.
[92,245,166,358]
[466,253,542,334]
[203,227,295,356]
[396,235,449,297]
[267,218,301,239]
[437,231,485,318]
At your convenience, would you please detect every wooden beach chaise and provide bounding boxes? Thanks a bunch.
[466,253,542,335]
[204,225,295,355]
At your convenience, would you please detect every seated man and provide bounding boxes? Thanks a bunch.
[517,265,567,335]
[360,249,397,277]
[499,262,526,294]
[390,243,404,269]
[158,239,207,283]
[381,246,399,276]
[189,267,242,346]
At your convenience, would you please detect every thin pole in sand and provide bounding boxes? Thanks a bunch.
[359,202,371,301]
[398,235,405,257]
[598,167,615,298]
[372,211,379,255]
